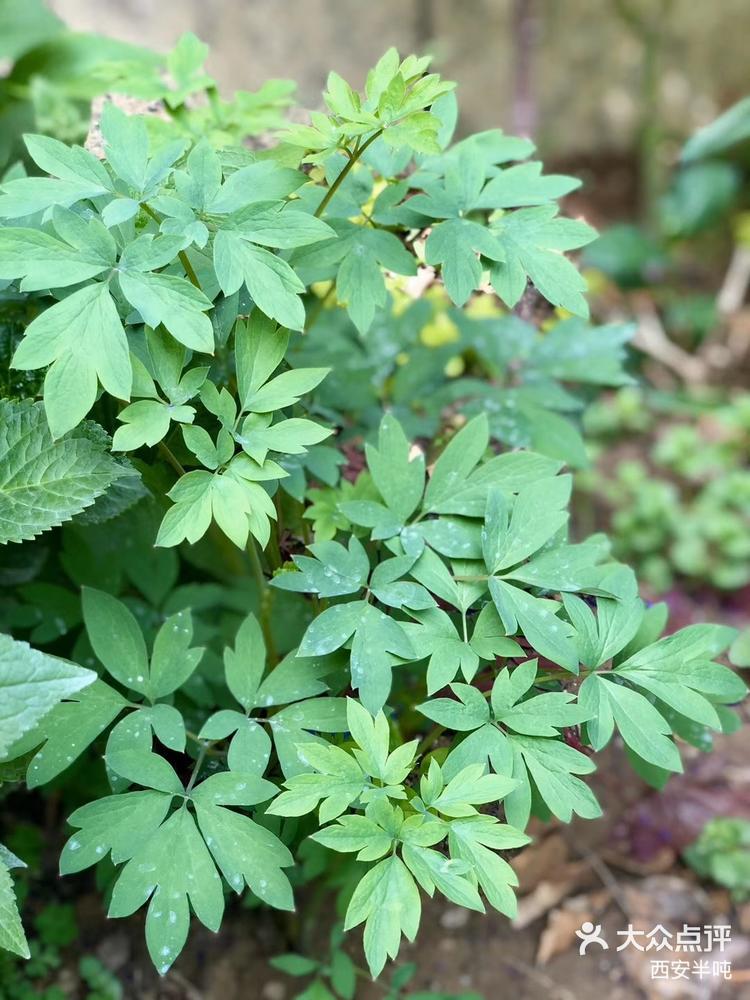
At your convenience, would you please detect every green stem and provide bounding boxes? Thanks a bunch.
[185,730,224,756]
[304,279,336,331]
[314,130,383,219]
[142,201,203,290]
[248,538,278,664]
[157,440,187,477]
[418,723,445,756]
[178,250,202,291]
[185,743,209,793]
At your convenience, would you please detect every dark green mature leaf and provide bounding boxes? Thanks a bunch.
[0,401,130,542]
[425,218,504,306]
[108,808,223,974]
[0,856,29,959]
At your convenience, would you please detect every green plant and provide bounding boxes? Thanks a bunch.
[271,928,483,999]
[581,390,750,591]
[0,46,747,984]
[684,817,750,901]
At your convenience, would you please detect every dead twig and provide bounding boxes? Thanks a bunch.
[631,295,706,384]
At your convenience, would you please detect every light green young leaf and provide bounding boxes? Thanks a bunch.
[344,855,421,978]
[0,633,95,757]
[267,742,368,821]
[237,415,331,465]
[402,844,484,912]
[12,283,131,437]
[112,399,195,451]
[447,815,528,917]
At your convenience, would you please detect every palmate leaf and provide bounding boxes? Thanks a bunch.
[155,461,280,550]
[11,283,132,437]
[0,633,95,757]
[199,613,346,778]
[345,855,420,979]
[0,400,130,542]
[24,680,127,788]
[0,210,116,291]
[578,619,745,770]
[82,588,204,699]
[65,747,289,975]
[447,815,528,917]
[424,217,505,306]
[297,601,414,714]
[489,205,597,317]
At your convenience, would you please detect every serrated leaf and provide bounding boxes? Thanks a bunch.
[0,633,94,757]
[0,858,29,958]
[0,402,129,544]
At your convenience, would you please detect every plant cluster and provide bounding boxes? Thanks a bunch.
[581,389,750,591]
[684,817,750,903]
[0,43,747,983]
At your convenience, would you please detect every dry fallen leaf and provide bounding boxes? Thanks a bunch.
[536,889,611,965]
